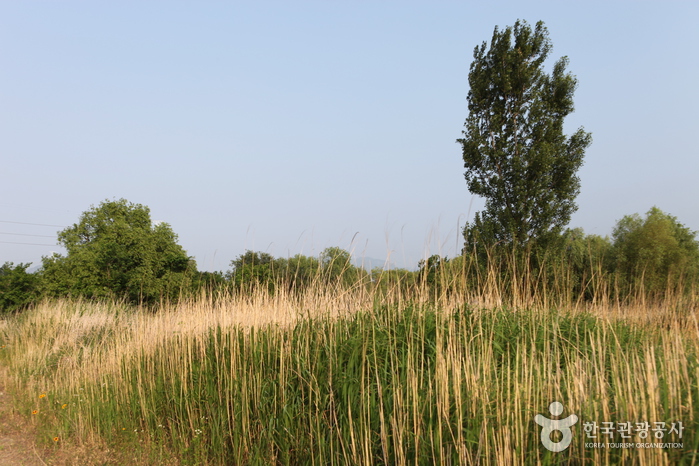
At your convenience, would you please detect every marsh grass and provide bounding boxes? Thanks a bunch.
[1,270,698,464]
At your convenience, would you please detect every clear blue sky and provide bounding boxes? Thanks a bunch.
[2,1,698,272]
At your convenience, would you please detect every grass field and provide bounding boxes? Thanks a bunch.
[1,276,698,464]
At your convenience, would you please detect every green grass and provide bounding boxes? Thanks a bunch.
[1,294,697,465]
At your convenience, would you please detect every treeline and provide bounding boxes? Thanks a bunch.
[1,200,699,313]
[427,206,699,306]
[0,199,414,312]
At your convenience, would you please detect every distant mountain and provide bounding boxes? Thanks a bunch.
[352,256,396,271]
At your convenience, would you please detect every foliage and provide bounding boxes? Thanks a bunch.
[227,250,276,291]
[458,20,592,247]
[319,246,363,286]
[191,270,228,294]
[417,255,445,283]
[417,255,450,299]
[227,247,365,293]
[456,207,699,305]
[40,199,196,305]
[2,199,694,313]
[556,228,612,301]
[611,207,699,296]
[274,253,322,291]
[371,267,418,299]
[0,262,41,313]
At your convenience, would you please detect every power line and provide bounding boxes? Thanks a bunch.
[0,232,56,238]
[0,241,57,246]
[0,220,68,228]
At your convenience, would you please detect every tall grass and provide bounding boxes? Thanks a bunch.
[1,267,698,464]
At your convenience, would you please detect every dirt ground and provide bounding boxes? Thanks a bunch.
[0,377,49,466]
[0,371,114,466]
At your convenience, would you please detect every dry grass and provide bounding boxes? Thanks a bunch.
[1,275,697,464]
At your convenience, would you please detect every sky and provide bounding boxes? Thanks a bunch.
[1,1,698,272]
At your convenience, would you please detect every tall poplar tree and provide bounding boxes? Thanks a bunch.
[458,20,591,247]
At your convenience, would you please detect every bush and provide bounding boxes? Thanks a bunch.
[0,262,41,313]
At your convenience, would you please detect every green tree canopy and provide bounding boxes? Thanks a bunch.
[611,207,699,295]
[275,254,322,290]
[227,248,362,292]
[0,262,41,313]
[41,199,195,304]
[458,20,592,247]
[227,250,276,290]
[418,255,447,288]
[320,247,360,286]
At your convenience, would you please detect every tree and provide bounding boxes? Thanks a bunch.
[556,228,612,301]
[41,199,195,304]
[320,247,360,286]
[275,254,322,291]
[371,267,418,297]
[611,207,699,296]
[458,20,592,247]
[0,262,41,313]
[191,270,228,294]
[226,248,364,293]
[418,255,447,288]
[227,250,276,290]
